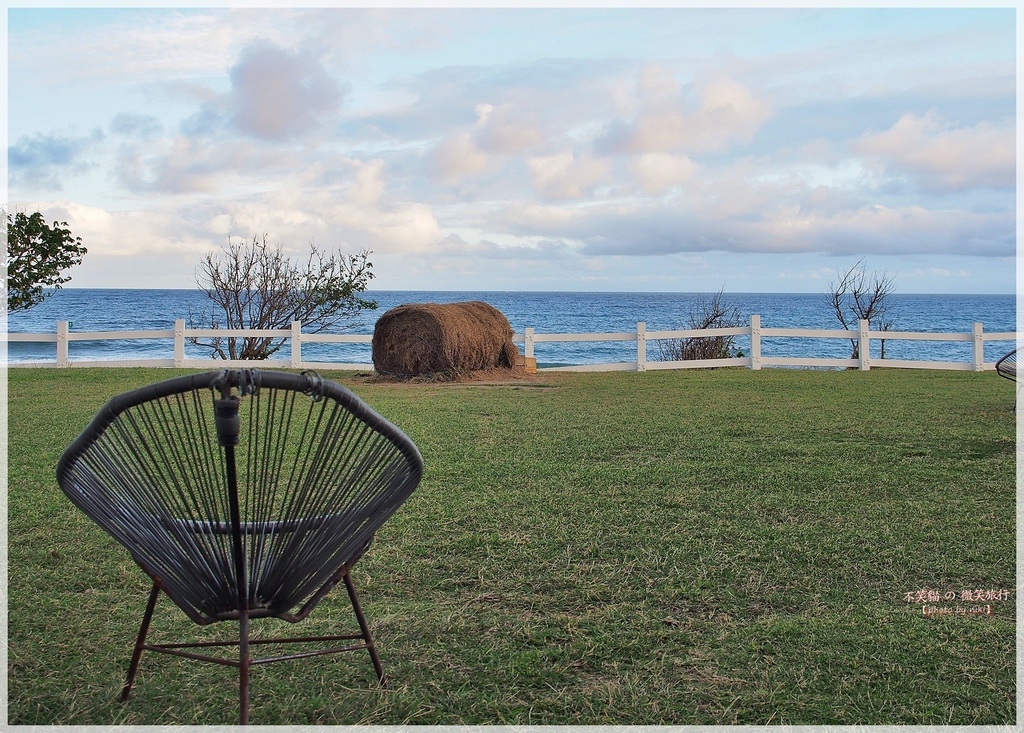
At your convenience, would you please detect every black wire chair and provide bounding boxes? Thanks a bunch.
[995,348,1020,409]
[995,348,1018,383]
[56,369,423,724]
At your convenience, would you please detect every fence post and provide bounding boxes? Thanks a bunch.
[291,321,302,368]
[56,320,70,367]
[971,322,984,371]
[636,322,647,372]
[749,314,762,370]
[524,327,535,359]
[858,319,870,371]
[174,319,185,367]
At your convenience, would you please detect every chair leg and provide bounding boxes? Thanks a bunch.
[239,610,251,725]
[121,581,161,703]
[343,572,385,685]
[121,575,382,722]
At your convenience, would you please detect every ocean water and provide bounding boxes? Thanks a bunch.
[3,289,1017,367]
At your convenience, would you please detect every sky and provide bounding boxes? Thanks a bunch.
[5,3,1018,294]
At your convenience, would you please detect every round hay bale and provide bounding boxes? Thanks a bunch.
[372,301,520,378]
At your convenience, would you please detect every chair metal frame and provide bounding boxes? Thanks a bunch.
[995,348,1020,409]
[57,369,423,724]
[995,348,1018,383]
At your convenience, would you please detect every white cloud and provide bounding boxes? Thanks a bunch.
[114,135,299,195]
[628,153,698,194]
[474,102,545,154]
[496,202,588,232]
[208,160,443,255]
[346,159,388,207]
[36,200,212,259]
[854,110,1014,192]
[728,203,1014,257]
[527,151,610,200]
[225,40,345,141]
[430,132,491,182]
[116,136,219,194]
[7,8,1015,293]
[33,151,444,263]
[483,189,1013,261]
[330,199,442,254]
[9,10,261,90]
[427,101,548,186]
[600,69,774,155]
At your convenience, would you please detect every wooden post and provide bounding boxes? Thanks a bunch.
[858,319,870,371]
[290,321,302,369]
[750,314,762,370]
[57,320,70,367]
[524,327,535,359]
[174,319,185,367]
[972,322,984,372]
[636,322,647,372]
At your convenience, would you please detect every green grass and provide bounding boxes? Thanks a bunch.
[6,366,1017,725]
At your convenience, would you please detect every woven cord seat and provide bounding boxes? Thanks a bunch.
[56,369,423,724]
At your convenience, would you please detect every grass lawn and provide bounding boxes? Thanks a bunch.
[6,366,1017,725]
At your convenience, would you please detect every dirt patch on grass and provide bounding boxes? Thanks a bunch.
[345,367,554,388]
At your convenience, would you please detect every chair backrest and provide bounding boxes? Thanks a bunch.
[995,348,1018,382]
[57,369,423,624]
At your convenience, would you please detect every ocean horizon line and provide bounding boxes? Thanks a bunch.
[53,287,1017,298]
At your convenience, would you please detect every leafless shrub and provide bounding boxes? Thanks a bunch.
[657,288,744,362]
[188,235,376,360]
[828,259,896,358]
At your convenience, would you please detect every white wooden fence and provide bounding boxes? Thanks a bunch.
[3,316,1017,372]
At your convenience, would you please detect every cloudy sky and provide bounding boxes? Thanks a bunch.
[6,5,1017,293]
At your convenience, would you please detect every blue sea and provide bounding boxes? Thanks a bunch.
[3,289,1017,367]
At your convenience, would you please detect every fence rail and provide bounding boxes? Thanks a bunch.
[3,317,1018,372]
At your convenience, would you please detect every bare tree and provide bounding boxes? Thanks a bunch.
[657,288,744,362]
[828,259,896,359]
[189,235,376,360]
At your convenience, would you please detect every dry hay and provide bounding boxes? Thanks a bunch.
[372,301,521,379]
